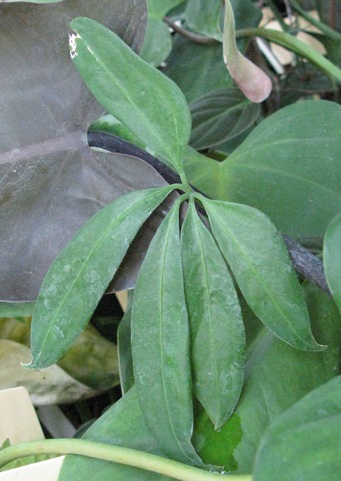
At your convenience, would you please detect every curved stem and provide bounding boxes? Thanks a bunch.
[236,27,341,83]
[289,0,341,42]
[0,439,252,481]
[163,16,216,45]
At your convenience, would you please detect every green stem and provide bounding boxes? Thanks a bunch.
[289,0,341,42]
[236,27,341,83]
[0,439,252,481]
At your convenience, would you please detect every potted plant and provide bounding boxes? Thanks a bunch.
[0,1,340,480]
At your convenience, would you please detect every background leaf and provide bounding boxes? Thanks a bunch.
[163,36,232,105]
[189,89,260,150]
[0,340,95,405]
[59,388,173,481]
[185,100,341,239]
[0,0,167,302]
[181,200,245,429]
[29,186,175,369]
[184,0,223,41]
[324,213,341,312]
[193,283,341,473]
[70,17,191,173]
[253,376,341,481]
[132,200,202,465]
[0,317,121,400]
[201,197,320,351]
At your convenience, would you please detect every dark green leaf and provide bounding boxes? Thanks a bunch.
[29,186,176,368]
[70,17,191,173]
[193,283,341,473]
[59,388,173,481]
[190,89,260,150]
[201,196,321,351]
[164,35,232,104]
[140,18,172,67]
[181,200,245,429]
[147,0,185,18]
[0,1,153,302]
[185,0,223,41]
[185,101,341,238]
[253,376,341,481]
[132,200,202,465]
[324,213,341,312]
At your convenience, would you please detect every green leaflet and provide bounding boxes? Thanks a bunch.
[131,199,202,466]
[253,376,341,481]
[59,387,173,481]
[181,200,245,429]
[28,186,176,368]
[324,213,341,313]
[200,196,321,351]
[70,17,191,174]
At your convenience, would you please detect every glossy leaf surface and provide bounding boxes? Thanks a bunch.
[29,186,176,369]
[324,213,341,312]
[185,101,341,239]
[193,284,341,473]
[59,388,172,481]
[181,200,245,429]
[0,0,156,302]
[253,376,341,481]
[132,201,201,465]
[190,89,260,150]
[201,197,320,351]
[70,17,191,172]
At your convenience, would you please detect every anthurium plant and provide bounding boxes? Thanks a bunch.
[0,1,340,480]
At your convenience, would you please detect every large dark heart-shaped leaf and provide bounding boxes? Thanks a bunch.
[0,0,168,302]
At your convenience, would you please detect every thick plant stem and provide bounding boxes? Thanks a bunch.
[0,439,252,481]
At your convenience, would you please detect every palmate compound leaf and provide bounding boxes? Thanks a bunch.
[181,199,245,430]
[324,213,341,313]
[59,387,173,481]
[200,195,322,351]
[253,376,341,481]
[131,198,203,466]
[28,185,177,369]
[0,0,161,302]
[70,17,192,174]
